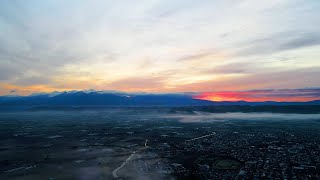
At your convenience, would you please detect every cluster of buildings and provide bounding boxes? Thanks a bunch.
[134,126,320,179]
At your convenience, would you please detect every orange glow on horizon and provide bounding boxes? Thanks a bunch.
[0,83,74,96]
[193,91,319,102]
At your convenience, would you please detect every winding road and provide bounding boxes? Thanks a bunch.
[112,139,149,179]
[112,132,216,179]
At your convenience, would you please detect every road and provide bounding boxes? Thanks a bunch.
[112,139,149,179]
[112,133,215,179]
[112,150,137,178]
[185,132,216,142]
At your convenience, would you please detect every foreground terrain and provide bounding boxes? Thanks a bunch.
[0,107,320,179]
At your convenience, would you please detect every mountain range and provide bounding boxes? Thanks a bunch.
[0,90,320,107]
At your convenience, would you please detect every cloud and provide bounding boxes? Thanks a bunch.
[173,67,320,92]
[177,52,213,61]
[13,76,51,86]
[203,62,250,75]
[0,0,319,94]
[0,63,22,81]
[102,76,167,92]
[235,32,320,57]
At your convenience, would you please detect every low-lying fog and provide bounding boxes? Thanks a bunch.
[169,111,320,123]
[1,108,320,123]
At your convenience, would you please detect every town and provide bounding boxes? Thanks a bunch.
[0,108,319,179]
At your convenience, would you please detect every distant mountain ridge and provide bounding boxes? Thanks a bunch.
[0,91,213,106]
[0,90,319,106]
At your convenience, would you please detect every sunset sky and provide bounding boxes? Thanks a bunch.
[0,0,320,101]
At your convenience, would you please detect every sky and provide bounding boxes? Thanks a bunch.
[0,0,320,101]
